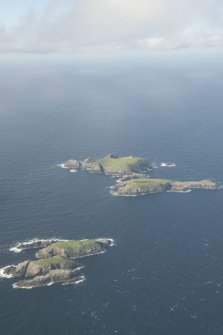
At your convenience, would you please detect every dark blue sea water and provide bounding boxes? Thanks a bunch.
[0,51,223,335]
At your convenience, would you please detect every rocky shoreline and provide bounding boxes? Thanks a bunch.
[1,238,114,289]
[112,178,217,196]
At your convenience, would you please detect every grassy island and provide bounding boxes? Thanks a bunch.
[65,154,153,176]
[114,178,217,196]
[97,155,152,175]
[114,178,171,195]
[36,239,109,259]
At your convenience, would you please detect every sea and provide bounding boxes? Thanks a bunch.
[0,50,223,335]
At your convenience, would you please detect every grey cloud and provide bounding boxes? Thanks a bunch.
[0,0,223,52]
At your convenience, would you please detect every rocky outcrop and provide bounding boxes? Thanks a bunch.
[2,257,78,279]
[3,261,30,277]
[14,270,83,289]
[171,180,217,192]
[81,157,102,173]
[64,159,81,170]
[25,257,77,278]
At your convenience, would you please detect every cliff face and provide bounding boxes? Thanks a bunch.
[98,155,153,176]
[64,160,81,169]
[25,257,77,277]
[3,261,30,277]
[4,257,78,279]
[81,157,102,173]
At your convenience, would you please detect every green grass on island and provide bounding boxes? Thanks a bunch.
[47,239,101,252]
[124,178,171,190]
[98,155,152,174]
[32,256,77,267]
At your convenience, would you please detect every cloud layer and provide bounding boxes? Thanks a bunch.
[0,0,223,53]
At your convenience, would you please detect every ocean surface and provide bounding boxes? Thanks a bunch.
[0,51,223,335]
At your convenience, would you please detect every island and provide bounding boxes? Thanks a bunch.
[112,178,217,196]
[60,153,218,197]
[64,154,153,176]
[1,238,114,289]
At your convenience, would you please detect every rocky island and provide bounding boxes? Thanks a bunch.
[1,238,114,289]
[63,154,153,176]
[60,153,218,197]
[113,178,217,196]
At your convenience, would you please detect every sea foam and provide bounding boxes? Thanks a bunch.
[0,266,15,279]
[10,238,66,253]
[160,162,176,168]
[57,163,68,169]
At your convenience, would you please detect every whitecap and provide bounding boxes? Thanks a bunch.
[12,283,33,289]
[0,266,15,279]
[168,189,192,193]
[110,191,137,197]
[69,169,77,173]
[10,238,67,253]
[160,162,176,168]
[62,275,86,286]
[57,163,68,169]
[96,238,115,247]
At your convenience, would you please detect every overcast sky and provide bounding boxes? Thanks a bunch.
[0,0,223,53]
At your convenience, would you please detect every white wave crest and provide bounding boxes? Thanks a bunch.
[10,238,67,253]
[160,162,176,167]
[110,190,137,197]
[13,274,86,289]
[0,266,15,279]
[96,238,115,247]
[62,275,86,286]
[57,163,68,169]
[12,283,33,289]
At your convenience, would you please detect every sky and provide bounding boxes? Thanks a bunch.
[0,0,223,53]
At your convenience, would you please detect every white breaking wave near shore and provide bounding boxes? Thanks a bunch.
[62,275,86,286]
[96,238,115,247]
[0,266,15,279]
[57,163,68,169]
[160,162,176,168]
[10,238,67,253]
[13,276,87,289]
[57,164,77,173]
